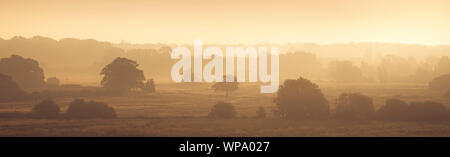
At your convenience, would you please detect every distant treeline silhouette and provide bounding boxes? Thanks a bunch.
[0,98,116,119]
[2,36,450,83]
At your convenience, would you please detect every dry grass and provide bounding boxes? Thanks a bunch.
[0,82,449,137]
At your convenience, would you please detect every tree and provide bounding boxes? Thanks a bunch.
[46,77,60,86]
[376,55,418,82]
[212,75,239,97]
[208,101,237,119]
[31,98,60,118]
[100,57,146,92]
[0,73,27,102]
[273,77,329,119]
[435,56,450,76]
[429,74,450,91]
[64,99,116,119]
[143,78,156,93]
[328,60,364,82]
[335,93,374,120]
[0,55,45,88]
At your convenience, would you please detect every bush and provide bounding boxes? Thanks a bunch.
[408,101,449,121]
[376,99,450,121]
[64,99,116,119]
[429,74,450,91]
[256,106,266,118]
[335,93,374,120]
[31,98,60,118]
[376,99,410,121]
[273,77,329,120]
[209,101,237,118]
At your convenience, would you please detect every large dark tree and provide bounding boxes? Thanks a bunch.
[0,55,45,88]
[273,77,329,119]
[100,57,146,92]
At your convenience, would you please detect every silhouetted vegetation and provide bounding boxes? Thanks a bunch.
[335,93,374,120]
[46,77,60,87]
[429,74,450,91]
[376,99,450,121]
[0,73,28,102]
[407,101,450,121]
[256,106,266,118]
[273,77,329,120]
[328,61,364,82]
[100,57,146,93]
[0,112,28,119]
[31,98,60,119]
[0,55,45,89]
[64,99,116,119]
[435,56,450,76]
[212,75,239,97]
[144,78,156,93]
[208,101,237,119]
[376,99,410,121]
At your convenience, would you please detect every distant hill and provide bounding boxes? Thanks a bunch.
[1,36,449,84]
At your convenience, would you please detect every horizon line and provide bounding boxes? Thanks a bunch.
[1,35,449,47]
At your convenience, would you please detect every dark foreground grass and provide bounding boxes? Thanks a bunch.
[1,117,450,137]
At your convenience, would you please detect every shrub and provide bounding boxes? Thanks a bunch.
[408,101,449,121]
[376,100,450,121]
[209,101,237,118]
[376,99,410,121]
[273,77,329,120]
[31,98,60,118]
[256,106,266,118]
[64,99,116,119]
[429,74,450,91]
[335,93,374,120]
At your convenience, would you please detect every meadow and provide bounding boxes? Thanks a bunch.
[1,82,450,137]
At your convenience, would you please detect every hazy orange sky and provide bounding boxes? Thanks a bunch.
[0,0,449,45]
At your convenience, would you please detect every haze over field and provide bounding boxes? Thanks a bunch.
[1,0,450,137]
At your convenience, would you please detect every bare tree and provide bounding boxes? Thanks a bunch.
[212,75,239,97]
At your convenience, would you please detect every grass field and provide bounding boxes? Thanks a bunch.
[1,82,450,137]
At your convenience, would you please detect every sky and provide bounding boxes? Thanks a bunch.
[0,0,449,45]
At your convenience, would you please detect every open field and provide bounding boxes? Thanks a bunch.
[1,83,450,137]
